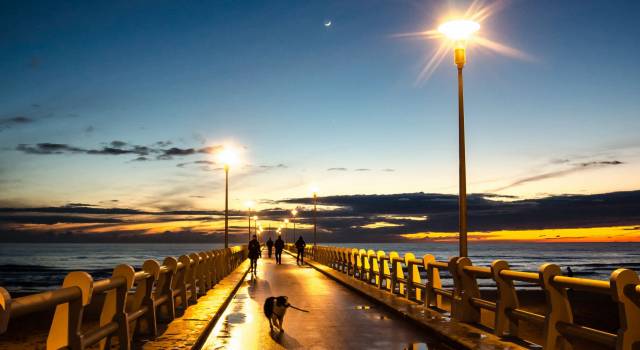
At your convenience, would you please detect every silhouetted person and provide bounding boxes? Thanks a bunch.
[266,237,274,258]
[248,235,261,274]
[295,236,306,265]
[567,266,574,277]
[274,235,284,264]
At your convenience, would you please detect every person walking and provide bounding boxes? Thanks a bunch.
[266,237,274,258]
[248,235,261,275]
[274,235,284,264]
[295,236,306,265]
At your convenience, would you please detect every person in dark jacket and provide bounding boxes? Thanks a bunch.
[274,235,284,264]
[248,235,261,275]
[266,237,274,258]
[295,236,306,265]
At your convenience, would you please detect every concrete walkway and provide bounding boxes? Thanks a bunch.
[200,253,449,350]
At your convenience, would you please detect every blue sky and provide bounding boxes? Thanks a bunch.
[1,0,640,213]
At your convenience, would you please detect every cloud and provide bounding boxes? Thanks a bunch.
[355,168,371,172]
[381,168,395,172]
[0,116,35,131]
[2,190,640,243]
[492,160,624,192]
[14,141,227,161]
[327,167,348,171]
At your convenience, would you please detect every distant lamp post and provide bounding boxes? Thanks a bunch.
[290,209,298,243]
[283,219,289,241]
[438,19,479,257]
[218,147,239,248]
[309,186,319,246]
[252,216,258,235]
[245,200,254,242]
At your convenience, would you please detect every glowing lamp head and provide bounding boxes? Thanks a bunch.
[291,209,298,217]
[245,200,254,209]
[309,185,319,197]
[252,215,258,221]
[217,147,239,169]
[438,20,480,41]
[284,219,289,224]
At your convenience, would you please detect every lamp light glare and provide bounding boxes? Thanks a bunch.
[438,20,480,41]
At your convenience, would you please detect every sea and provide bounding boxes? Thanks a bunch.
[1,242,639,294]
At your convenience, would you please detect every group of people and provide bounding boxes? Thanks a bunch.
[247,234,307,274]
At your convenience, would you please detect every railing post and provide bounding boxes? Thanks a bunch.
[390,252,399,294]
[138,260,160,337]
[455,257,481,323]
[177,255,192,306]
[100,264,135,350]
[376,251,385,289]
[0,287,11,335]
[424,254,442,309]
[491,259,519,337]
[610,268,640,350]
[539,263,572,350]
[448,256,463,319]
[188,253,200,300]
[47,271,93,350]
[404,253,421,301]
[159,257,177,321]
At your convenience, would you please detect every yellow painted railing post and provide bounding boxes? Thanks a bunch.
[424,254,442,309]
[137,260,160,337]
[0,287,10,334]
[491,259,519,337]
[448,256,463,319]
[99,264,135,350]
[177,255,192,307]
[455,257,481,323]
[158,257,177,321]
[610,268,640,350]
[47,271,93,350]
[376,251,386,289]
[539,263,572,350]
[389,252,400,294]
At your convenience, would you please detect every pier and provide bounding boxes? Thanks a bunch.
[1,245,639,349]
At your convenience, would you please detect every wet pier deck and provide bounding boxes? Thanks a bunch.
[200,252,448,350]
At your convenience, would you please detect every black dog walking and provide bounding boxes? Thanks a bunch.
[274,235,284,264]
[295,236,306,265]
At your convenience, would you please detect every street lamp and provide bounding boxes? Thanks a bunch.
[290,209,298,243]
[283,219,289,242]
[309,186,319,246]
[218,147,239,248]
[438,19,479,257]
[245,200,254,242]
[252,216,258,235]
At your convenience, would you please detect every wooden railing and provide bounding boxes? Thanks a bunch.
[0,245,247,350]
[306,245,640,350]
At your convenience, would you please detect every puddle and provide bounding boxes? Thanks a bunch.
[225,312,246,324]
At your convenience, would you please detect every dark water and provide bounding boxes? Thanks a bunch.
[342,242,640,288]
[0,243,224,293]
[1,242,639,293]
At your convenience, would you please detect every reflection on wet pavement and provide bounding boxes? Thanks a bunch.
[201,253,449,349]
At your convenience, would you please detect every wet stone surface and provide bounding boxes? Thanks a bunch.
[201,253,447,350]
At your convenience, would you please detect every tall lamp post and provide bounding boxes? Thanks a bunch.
[310,187,319,246]
[438,19,480,257]
[290,209,298,243]
[283,219,289,241]
[245,201,254,242]
[217,147,239,248]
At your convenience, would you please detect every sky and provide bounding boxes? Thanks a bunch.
[1,0,640,242]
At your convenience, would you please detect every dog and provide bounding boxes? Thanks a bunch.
[263,296,289,333]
